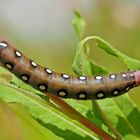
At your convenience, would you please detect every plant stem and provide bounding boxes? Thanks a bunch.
[47,94,115,140]
[93,101,122,140]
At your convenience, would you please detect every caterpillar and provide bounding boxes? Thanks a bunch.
[0,38,140,100]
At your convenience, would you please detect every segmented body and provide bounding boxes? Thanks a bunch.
[0,39,140,100]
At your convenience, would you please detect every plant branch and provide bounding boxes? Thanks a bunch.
[47,94,115,140]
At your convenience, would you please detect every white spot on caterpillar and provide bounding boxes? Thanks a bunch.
[5,63,13,69]
[97,92,104,98]
[58,91,67,97]
[78,93,86,99]
[62,74,70,79]
[15,51,22,57]
[0,42,7,48]
[130,73,134,77]
[113,90,119,95]
[110,74,116,79]
[125,86,130,92]
[95,76,102,80]
[39,84,47,91]
[31,61,37,67]
[21,75,29,81]
[79,76,86,80]
[122,73,127,77]
[45,68,53,74]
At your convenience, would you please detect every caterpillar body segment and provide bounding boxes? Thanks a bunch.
[0,39,139,100]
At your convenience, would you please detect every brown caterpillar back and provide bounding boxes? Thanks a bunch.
[0,39,139,100]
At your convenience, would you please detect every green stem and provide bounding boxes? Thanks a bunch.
[93,101,122,140]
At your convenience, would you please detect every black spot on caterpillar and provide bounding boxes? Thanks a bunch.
[0,39,140,100]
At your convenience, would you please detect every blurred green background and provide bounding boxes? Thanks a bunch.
[0,0,140,113]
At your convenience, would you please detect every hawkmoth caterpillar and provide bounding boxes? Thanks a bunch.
[0,38,140,100]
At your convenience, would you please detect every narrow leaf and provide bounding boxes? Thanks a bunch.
[72,11,86,39]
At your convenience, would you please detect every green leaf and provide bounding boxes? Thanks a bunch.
[72,11,140,138]
[72,34,140,139]
[72,36,140,76]
[72,38,109,76]
[91,36,140,70]
[0,70,98,140]
[72,11,86,39]
[98,96,140,139]
[0,102,62,140]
